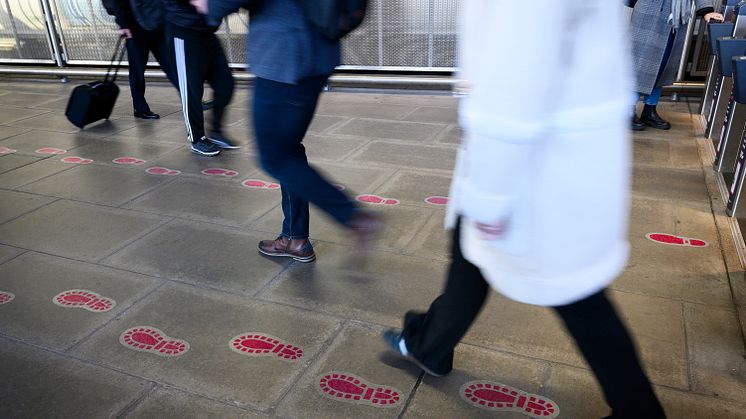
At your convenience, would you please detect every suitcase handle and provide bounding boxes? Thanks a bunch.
[104,36,127,85]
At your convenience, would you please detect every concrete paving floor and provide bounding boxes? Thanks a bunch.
[0,79,745,418]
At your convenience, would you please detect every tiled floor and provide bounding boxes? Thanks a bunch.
[0,79,745,418]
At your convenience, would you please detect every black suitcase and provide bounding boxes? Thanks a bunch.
[65,37,126,129]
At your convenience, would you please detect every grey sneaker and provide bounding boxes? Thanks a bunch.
[191,137,221,156]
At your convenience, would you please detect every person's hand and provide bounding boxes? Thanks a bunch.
[190,0,208,15]
[704,12,724,23]
[119,28,132,39]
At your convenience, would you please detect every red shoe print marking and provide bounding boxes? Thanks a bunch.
[229,333,303,361]
[61,156,93,165]
[0,291,15,305]
[241,179,280,189]
[52,289,116,313]
[460,381,559,418]
[146,166,180,176]
[202,168,238,177]
[646,233,708,248]
[318,372,401,408]
[425,196,449,206]
[356,194,399,206]
[119,326,189,357]
[36,147,67,155]
[0,146,17,154]
[332,183,346,191]
[113,157,146,165]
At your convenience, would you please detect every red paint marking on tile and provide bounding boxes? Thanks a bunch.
[356,194,400,206]
[460,381,559,418]
[61,156,93,164]
[229,333,303,361]
[36,147,67,155]
[646,233,708,248]
[113,157,146,165]
[0,146,17,154]
[241,179,280,189]
[332,183,346,191]
[201,168,238,177]
[425,196,449,205]
[52,289,116,313]
[119,326,189,357]
[0,291,15,305]
[317,372,401,408]
[146,166,180,176]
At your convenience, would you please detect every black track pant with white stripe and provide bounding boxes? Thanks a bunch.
[167,24,234,143]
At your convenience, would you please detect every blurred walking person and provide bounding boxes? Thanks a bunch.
[382,1,666,418]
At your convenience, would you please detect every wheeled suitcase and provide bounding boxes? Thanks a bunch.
[65,37,126,129]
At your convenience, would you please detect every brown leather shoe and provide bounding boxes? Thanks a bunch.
[257,236,316,263]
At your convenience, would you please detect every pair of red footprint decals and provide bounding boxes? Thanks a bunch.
[202,168,238,178]
[53,289,116,312]
[356,194,400,206]
[461,381,558,418]
[113,157,146,165]
[0,291,15,304]
[146,166,180,176]
[36,147,67,155]
[61,156,93,165]
[646,233,708,248]
[242,179,280,189]
[0,146,17,154]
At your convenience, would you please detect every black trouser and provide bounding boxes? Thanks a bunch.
[126,24,177,113]
[167,24,233,142]
[401,220,666,418]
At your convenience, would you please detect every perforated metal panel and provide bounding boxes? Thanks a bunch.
[53,0,119,62]
[0,0,55,63]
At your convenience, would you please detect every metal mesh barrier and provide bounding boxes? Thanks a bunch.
[53,0,119,63]
[0,0,55,62]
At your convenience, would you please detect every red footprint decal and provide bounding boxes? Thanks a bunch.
[646,233,708,248]
[61,156,93,165]
[119,326,189,357]
[460,381,559,418]
[229,333,303,361]
[113,157,146,165]
[356,194,399,206]
[242,179,280,189]
[425,196,449,206]
[202,168,238,177]
[146,166,180,176]
[0,291,15,305]
[332,183,346,191]
[0,146,17,154]
[318,372,401,408]
[36,147,67,155]
[52,289,116,313]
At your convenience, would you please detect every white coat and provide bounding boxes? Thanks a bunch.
[446,0,633,307]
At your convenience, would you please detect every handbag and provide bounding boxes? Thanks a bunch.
[295,0,368,40]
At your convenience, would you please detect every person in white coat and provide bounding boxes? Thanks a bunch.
[383,1,666,417]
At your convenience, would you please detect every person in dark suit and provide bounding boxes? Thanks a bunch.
[110,0,178,119]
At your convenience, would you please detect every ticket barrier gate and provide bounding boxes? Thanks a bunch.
[715,54,746,179]
[706,38,746,140]
[702,21,736,119]
[725,58,746,215]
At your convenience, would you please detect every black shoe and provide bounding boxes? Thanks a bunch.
[134,110,160,120]
[381,329,445,377]
[202,100,214,111]
[208,132,241,149]
[631,114,646,131]
[640,105,671,130]
[190,137,221,156]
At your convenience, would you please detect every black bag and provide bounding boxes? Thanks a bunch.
[295,0,368,40]
[102,0,116,15]
[129,0,164,31]
[65,37,126,129]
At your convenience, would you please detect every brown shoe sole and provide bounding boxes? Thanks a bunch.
[257,246,316,263]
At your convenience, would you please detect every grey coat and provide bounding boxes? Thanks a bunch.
[630,0,714,94]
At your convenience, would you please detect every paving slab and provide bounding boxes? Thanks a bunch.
[349,141,456,171]
[20,164,175,207]
[0,105,49,124]
[73,284,340,411]
[0,154,39,175]
[406,211,450,260]
[148,147,260,177]
[632,165,711,208]
[0,125,28,140]
[108,119,189,144]
[126,177,279,227]
[303,134,369,162]
[66,140,183,167]
[261,242,445,327]
[311,162,395,193]
[0,199,167,262]
[403,345,549,419]
[0,157,76,189]
[402,106,458,124]
[331,118,447,143]
[0,339,148,418]
[684,303,746,401]
[316,101,414,120]
[0,252,159,349]
[308,115,348,134]
[103,219,290,294]
[434,124,461,145]
[9,112,135,135]
[0,189,56,225]
[0,244,23,265]
[276,322,420,419]
[372,171,452,208]
[126,387,267,418]
[634,137,703,170]
[0,129,99,156]
[0,91,61,108]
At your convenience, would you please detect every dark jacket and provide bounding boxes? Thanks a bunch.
[164,0,219,32]
[208,0,340,84]
[111,0,135,29]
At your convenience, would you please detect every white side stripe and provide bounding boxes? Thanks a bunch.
[174,37,194,143]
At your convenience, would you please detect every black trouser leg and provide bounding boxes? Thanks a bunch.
[149,29,179,90]
[401,220,490,375]
[205,35,233,135]
[126,34,151,113]
[554,292,666,418]
[170,27,207,142]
